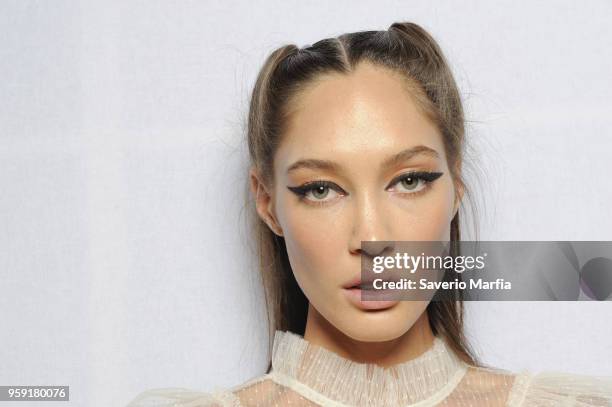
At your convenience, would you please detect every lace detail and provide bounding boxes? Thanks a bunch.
[505,371,533,407]
[125,387,223,406]
[268,330,467,406]
[520,371,612,406]
[126,331,612,406]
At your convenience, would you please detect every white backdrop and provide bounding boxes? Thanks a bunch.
[1,1,611,406]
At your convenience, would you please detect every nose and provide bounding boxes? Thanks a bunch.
[348,193,394,257]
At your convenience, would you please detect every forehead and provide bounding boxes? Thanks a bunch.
[277,62,444,167]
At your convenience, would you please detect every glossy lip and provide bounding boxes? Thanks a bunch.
[342,276,400,311]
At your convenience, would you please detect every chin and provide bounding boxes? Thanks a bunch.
[333,303,426,343]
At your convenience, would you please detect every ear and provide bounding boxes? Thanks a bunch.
[249,167,284,236]
[453,181,464,218]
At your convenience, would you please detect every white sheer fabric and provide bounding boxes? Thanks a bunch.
[127,331,612,406]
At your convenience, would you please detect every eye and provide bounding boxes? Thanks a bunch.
[387,171,443,195]
[287,181,345,204]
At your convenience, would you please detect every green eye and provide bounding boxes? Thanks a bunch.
[389,171,444,194]
[287,180,344,205]
[311,186,329,200]
[400,176,419,190]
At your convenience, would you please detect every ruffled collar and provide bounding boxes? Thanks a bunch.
[269,330,468,406]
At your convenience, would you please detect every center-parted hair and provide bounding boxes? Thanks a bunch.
[246,22,480,367]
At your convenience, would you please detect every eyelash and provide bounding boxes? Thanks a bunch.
[287,171,444,207]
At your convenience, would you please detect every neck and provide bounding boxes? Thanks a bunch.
[302,303,436,368]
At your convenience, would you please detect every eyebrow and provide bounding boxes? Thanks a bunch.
[286,145,440,174]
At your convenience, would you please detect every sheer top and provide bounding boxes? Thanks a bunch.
[127,331,612,406]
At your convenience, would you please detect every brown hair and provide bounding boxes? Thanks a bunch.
[246,22,481,367]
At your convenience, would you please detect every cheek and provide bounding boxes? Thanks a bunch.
[395,180,456,241]
[276,199,347,289]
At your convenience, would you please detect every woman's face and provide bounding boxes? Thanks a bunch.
[255,62,461,342]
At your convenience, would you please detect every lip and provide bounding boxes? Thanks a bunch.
[342,277,399,311]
